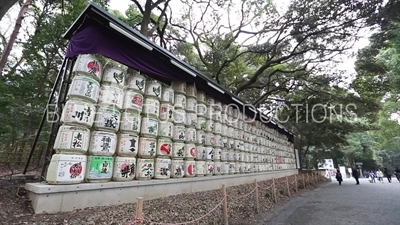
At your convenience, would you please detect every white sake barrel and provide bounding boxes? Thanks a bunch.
[197,103,207,117]
[186,112,197,127]
[197,91,206,103]
[173,125,186,141]
[112,156,136,181]
[158,121,173,138]
[206,96,215,107]
[116,133,139,157]
[173,108,186,124]
[195,161,205,176]
[140,116,158,137]
[94,106,121,132]
[232,108,239,119]
[85,156,113,182]
[234,129,239,139]
[239,130,244,140]
[221,149,228,162]
[206,120,214,133]
[161,87,174,104]
[215,134,223,147]
[214,161,222,175]
[212,111,221,121]
[214,148,221,161]
[54,125,90,154]
[205,105,213,119]
[235,150,241,161]
[156,138,172,157]
[171,81,186,94]
[228,151,235,162]
[240,162,246,173]
[61,99,96,128]
[228,127,235,138]
[197,116,206,130]
[214,122,222,135]
[172,141,185,158]
[234,139,240,150]
[214,101,222,111]
[154,158,171,179]
[136,158,154,180]
[123,90,143,113]
[67,75,100,103]
[185,127,196,143]
[238,120,243,130]
[228,139,235,149]
[229,162,236,174]
[171,159,184,178]
[142,97,160,117]
[205,132,215,146]
[221,162,230,175]
[72,54,102,80]
[98,85,124,109]
[221,124,228,136]
[205,161,214,176]
[174,93,186,109]
[159,103,174,122]
[196,145,206,161]
[46,154,87,184]
[126,73,146,93]
[102,64,125,87]
[184,160,196,177]
[186,97,197,112]
[221,136,228,148]
[239,141,245,151]
[138,137,157,158]
[186,83,197,98]
[88,131,117,156]
[145,80,162,99]
[119,111,141,134]
[185,143,196,159]
[197,129,206,145]
[205,146,214,160]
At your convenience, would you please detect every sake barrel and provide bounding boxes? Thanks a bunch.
[142,97,160,117]
[116,133,139,157]
[158,121,173,138]
[156,138,172,157]
[136,158,155,180]
[186,83,197,98]
[98,85,124,109]
[184,160,196,177]
[174,93,186,109]
[88,131,117,156]
[229,162,235,174]
[206,119,214,133]
[161,87,174,104]
[123,90,143,113]
[145,80,162,99]
[235,150,241,161]
[228,139,234,149]
[197,103,207,117]
[46,154,87,184]
[215,134,223,147]
[221,136,228,148]
[60,99,96,128]
[85,155,113,182]
[220,149,228,162]
[214,101,222,112]
[112,156,136,181]
[240,162,246,173]
[205,146,214,161]
[185,127,196,143]
[154,157,171,179]
[238,120,243,130]
[228,151,235,162]
[234,129,240,139]
[205,132,215,146]
[228,126,235,138]
[126,72,146,93]
[140,116,159,137]
[159,103,174,122]
[72,54,102,81]
[173,108,186,124]
[214,122,222,135]
[138,137,157,158]
[214,161,222,175]
[197,116,206,130]
[172,141,185,158]
[195,161,205,177]
[205,161,214,176]
[185,143,196,159]
[197,129,206,145]
[173,125,186,142]
[186,112,197,127]
[94,106,121,132]
[206,96,215,108]
[171,81,186,94]
[54,125,90,154]
[186,97,197,112]
[197,91,206,103]
[213,148,221,161]
[196,145,206,161]
[205,105,213,119]
[171,159,184,178]
[221,162,230,175]
[221,124,228,136]
[67,75,100,103]
[212,111,221,121]
[234,139,240,150]
[102,64,125,87]
[119,111,141,134]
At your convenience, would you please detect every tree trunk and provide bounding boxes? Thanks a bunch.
[0,0,32,76]
[0,0,18,21]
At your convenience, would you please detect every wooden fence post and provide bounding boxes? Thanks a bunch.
[294,175,298,192]
[285,176,291,197]
[272,178,277,203]
[302,174,306,188]
[306,173,309,186]
[222,184,228,225]
[254,179,259,213]
[136,197,144,225]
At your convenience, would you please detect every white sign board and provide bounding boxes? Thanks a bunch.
[295,149,300,169]
[318,159,334,170]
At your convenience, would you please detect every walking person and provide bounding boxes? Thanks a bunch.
[394,166,400,183]
[369,171,376,183]
[376,169,384,183]
[352,167,360,185]
[383,168,392,183]
[336,169,343,185]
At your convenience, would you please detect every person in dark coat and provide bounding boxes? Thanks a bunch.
[336,169,343,185]
[352,167,360,185]
[383,168,392,183]
[394,166,400,183]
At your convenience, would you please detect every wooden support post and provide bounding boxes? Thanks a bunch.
[285,176,291,197]
[222,184,228,225]
[295,175,298,192]
[136,197,144,225]
[306,173,309,186]
[272,178,277,203]
[311,173,314,184]
[254,179,259,213]
[302,174,306,188]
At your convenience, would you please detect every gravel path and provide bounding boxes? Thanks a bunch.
[257,177,400,225]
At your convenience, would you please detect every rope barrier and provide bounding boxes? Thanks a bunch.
[256,183,274,190]
[227,185,258,200]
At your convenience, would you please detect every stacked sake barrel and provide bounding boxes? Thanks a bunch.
[196,91,213,176]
